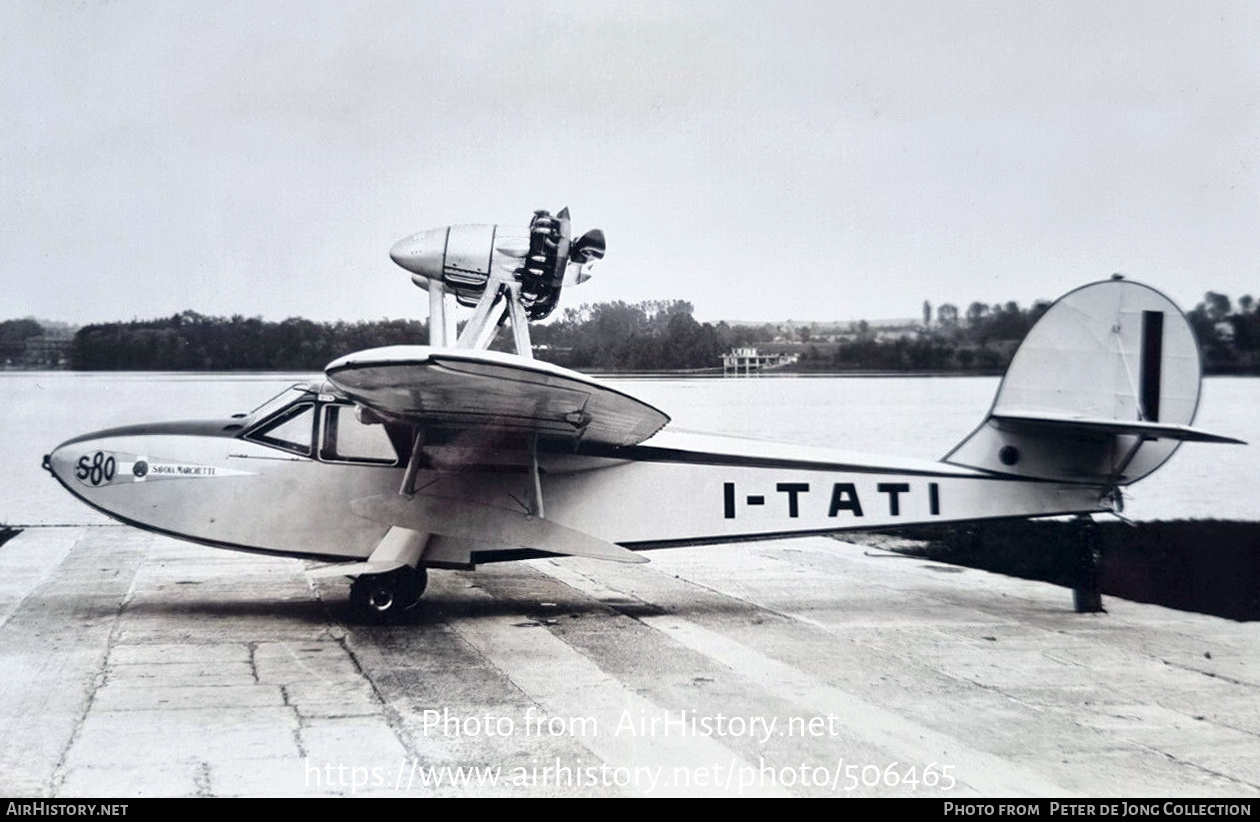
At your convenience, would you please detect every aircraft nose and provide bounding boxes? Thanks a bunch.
[45,439,93,487]
[45,443,70,480]
[45,432,130,490]
[389,228,446,281]
[45,441,81,491]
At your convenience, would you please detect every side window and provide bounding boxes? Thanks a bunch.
[247,403,316,456]
[320,404,399,464]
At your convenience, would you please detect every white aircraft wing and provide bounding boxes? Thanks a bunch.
[325,345,669,447]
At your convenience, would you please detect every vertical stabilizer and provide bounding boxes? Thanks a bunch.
[944,279,1238,485]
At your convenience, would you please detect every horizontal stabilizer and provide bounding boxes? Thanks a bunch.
[350,494,648,564]
[992,413,1246,445]
[306,560,409,579]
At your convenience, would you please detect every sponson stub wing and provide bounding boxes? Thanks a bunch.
[325,345,670,448]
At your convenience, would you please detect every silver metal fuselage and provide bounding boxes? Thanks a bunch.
[45,387,1110,567]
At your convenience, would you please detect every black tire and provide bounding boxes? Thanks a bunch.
[407,566,429,604]
[349,567,429,624]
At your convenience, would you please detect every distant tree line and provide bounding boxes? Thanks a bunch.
[57,301,777,372]
[70,312,426,370]
[1186,292,1260,373]
[794,292,1260,374]
[531,300,775,371]
[0,318,70,368]
[0,318,44,343]
[794,299,1052,372]
[3,289,1257,373]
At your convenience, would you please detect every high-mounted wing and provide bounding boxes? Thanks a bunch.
[325,345,670,448]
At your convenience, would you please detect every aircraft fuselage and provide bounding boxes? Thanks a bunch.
[45,386,1111,568]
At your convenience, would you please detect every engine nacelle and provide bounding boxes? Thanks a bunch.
[389,209,603,321]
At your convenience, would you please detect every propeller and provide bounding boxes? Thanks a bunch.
[520,206,587,320]
[570,228,606,264]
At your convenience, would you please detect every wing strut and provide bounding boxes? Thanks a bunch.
[352,429,641,565]
[454,281,536,358]
[457,283,510,351]
[507,284,534,360]
[528,433,544,518]
[399,428,427,496]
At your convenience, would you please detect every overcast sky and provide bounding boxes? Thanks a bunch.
[3,1,1257,325]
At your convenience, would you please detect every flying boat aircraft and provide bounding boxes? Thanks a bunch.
[45,208,1244,621]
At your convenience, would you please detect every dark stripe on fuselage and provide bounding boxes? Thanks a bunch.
[571,442,986,479]
[53,419,248,449]
[1140,310,1164,423]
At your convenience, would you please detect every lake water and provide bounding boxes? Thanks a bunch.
[2,371,1256,526]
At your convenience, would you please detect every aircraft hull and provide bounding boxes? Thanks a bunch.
[46,428,1109,565]
[47,432,397,561]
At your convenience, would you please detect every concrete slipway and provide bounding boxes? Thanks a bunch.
[0,526,1256,798]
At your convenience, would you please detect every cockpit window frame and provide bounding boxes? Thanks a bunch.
[243,401,317,457]
[242,384,313,422]
[241,393,407,466]
[318,402,402,466]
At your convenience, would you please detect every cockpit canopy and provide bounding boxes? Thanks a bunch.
[240,384,406,465]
